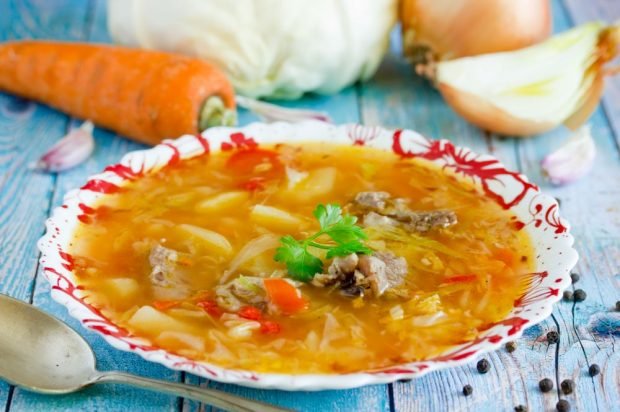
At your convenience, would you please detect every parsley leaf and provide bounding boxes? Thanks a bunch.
[274,204,372,281]
[313,203,343,229]
[326,241,373,259]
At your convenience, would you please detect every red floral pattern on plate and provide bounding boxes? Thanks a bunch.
[38,121,578,390]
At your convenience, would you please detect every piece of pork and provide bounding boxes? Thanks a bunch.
[353,191,457,233]
[148,244,192,300]
[354,191,390,210]
[311,254,359,288]
[215,276,267,312]
[390,209,457,233]
[313,252,408,298]
[358,251,408,296]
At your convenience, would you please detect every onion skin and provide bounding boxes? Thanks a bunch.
[438,83,555,137]
[401,0,552,61]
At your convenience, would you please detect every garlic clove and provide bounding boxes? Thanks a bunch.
[433,22,619,137]
[541,125,596,185]
[236,96,331,124]
[33,120,95,172]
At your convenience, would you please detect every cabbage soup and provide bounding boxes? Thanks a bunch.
[70,142,533,373]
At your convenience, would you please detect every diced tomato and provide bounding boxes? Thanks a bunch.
[197,299,222,318]
[260,320,281,335]
[238,177,266,192]
[226,148,283,177]
[442,274,477,284]
[263,278,308,314]
[152,300,180,311]
[238,305,263,321]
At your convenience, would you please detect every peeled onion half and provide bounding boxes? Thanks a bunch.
[433,22,620,137]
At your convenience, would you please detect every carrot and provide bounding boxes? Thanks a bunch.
[263,278,308,314]
[0,40,236,145]
[441,274,477,284]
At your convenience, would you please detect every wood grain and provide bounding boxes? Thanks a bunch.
[0,0,618,411]
[0,0,92,409]
[5,1,182,411]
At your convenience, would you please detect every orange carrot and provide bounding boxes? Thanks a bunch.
[263,278,308,314]
[0,40,236,145]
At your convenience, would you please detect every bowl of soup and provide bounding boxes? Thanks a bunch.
[38,121,577,390]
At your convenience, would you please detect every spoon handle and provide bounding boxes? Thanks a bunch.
[93,371,293,412]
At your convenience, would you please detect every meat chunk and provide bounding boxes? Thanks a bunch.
[391,209,457,233]
[363,211,397,228]
[149,244,180,287]
[215,276,267,312]
[374,251,408,287]
[354,191,390,210]
[313,251,408,298]
[311,254,359,288]
[357,255,389,296]
[148,244,191,299]
[352,191,457,233]
[330,254,359,275]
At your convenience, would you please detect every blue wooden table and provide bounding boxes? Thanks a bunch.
[1,1,619,411]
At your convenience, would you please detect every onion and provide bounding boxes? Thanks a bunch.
[221,234,281,283]
[400,0,552,63]
[432,22,620,136]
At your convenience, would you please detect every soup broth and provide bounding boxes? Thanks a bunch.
[70,143,533,373]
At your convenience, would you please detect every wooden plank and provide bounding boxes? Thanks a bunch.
[0,0,93,409]
[372,2,619,411]
[563,0,620,145]
[182,70,391,412]
[6,1,181,411]
[505,1,620,411]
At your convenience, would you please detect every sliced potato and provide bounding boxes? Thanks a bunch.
[157,331,206,352]
[250,205,304,231]
[290,167,337,199]
[195,191,249,213]
[177,224,232,256]
[101,278,140,303]
[128,306,195,334]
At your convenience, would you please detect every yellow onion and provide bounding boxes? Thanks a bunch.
[400,0,552,63]
[430,22,620,137]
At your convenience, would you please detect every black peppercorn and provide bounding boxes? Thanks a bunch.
[573,289,587,302]
[560,379,575,394]
[505,341,517,353]
[462,384,473,396]
[547,331,560,344]
[539,378,554,392]
[476,358,490,374]
[514,405,528,412]
[556,399,571,412]
[588,364,600,377]
[563,290,573,301]
[570,273,580,284]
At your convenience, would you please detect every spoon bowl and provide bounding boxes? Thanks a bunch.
[0,294,96,393]
[0,294,290,412]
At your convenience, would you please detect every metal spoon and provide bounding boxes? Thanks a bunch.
[0,293,291,412]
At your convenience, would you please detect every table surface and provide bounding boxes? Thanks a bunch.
[1,1,619,411]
